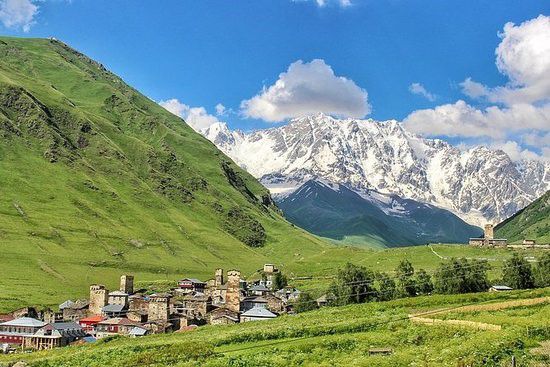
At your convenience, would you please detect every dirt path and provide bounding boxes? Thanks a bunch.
[530,341,550,357]
[428,244,445,259]
[409,316,501,330]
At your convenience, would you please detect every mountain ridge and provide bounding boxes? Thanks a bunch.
[278,179,483,247]
[200,113,550,226]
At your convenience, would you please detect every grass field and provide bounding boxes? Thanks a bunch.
[1,288,548,367]
[1,236,545,314]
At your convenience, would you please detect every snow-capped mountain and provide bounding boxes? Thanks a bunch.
[201,113,550,226]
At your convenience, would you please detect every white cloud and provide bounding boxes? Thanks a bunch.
[294,0,352,8]
[158,98,187,117]
[408,82,436,101]
[462,15,550,105]
[490,140,544,162]
[404,15,550,161]
[240,59,370,122]
[403,100,550,139]
[496,15,550,90]
[159,99,222,131]
[0,0,38,32]
[460,78,489,99]
[215,103,226,116]
[523,131,550,149]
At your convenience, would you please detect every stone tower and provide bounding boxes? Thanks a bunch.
[225,270,241,313]
[484,224,494,240]
[120,275,134,294]
[263,264,279,289]
[148,293,170,321]
[215,268,224,287]
[89,285,108,315]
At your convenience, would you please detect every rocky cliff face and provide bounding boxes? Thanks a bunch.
[201,113,550,226]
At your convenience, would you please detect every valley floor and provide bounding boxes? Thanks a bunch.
[1,243,546,313]
[1,288,549,366]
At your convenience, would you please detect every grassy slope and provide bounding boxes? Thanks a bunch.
[1,288,548,367]
[0,36,363,312]
[495,190,550,243]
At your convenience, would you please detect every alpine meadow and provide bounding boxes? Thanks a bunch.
[0,1,549,367]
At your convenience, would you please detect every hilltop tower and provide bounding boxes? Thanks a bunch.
[215,268,224,286]
[484,224,494,240]
[120,274,134,294]
[148,293,171,321]
[226,270,241,313]
[89,284,108,315]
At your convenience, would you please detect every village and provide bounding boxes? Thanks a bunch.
[0,264,307,353]
[1,224,546,355]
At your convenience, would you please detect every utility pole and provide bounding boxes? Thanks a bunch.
[511,355,516,367]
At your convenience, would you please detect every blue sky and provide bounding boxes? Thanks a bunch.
[1,0,549,159]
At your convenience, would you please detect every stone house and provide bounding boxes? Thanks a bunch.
[178,278,207,293]
[240,307,277,322]
[142,320,172,334]
[101,304,127,318]
[108,291,129,307]
[126,310,148,323]
[148,293,171,322]
[59,300,89,321]
[275,287,301,303]
[207,307,239,325]
[95,318,138,338]
[242,296,268,312]
[179,293,213,318]
[265,294,286,314]
[262,264,279,289]
[249,284,269,297]
[128,294,149,313]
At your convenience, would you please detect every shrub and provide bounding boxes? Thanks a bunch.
[534,252,550,287]
[502,253,535,289]
[395,260,416,297]
[375,272,397,301]
[433,258,490,294]
[293,292,318,313]
[329,263,377,306]
[222,207,266,247]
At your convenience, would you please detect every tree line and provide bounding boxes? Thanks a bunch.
[293,252,550,312]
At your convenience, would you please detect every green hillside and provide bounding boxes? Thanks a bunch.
[1,288,548,367]
[0,36,362,312]
[495,190,550,244]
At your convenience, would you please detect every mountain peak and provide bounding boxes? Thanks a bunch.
[199,114,550,226]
